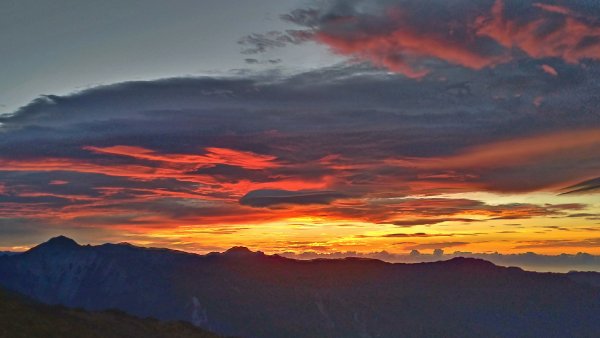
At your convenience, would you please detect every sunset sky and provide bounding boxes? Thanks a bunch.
[1,0,599,258]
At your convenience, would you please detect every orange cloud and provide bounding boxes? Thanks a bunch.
[389,128,600,170]
[541,64,558,76]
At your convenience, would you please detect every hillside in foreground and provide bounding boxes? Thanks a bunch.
[0,286,222,338]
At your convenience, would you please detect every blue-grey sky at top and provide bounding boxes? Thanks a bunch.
[0,0,335,114]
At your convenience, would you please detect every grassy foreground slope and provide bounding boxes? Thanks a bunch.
[0,287,222,338]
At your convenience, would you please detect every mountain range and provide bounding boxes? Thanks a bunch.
[1,236,600,338]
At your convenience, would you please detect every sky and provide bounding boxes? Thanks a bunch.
[1,0,600,267]
[0,0,335,113]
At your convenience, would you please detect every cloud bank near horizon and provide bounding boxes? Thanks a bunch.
[279,249,600,273]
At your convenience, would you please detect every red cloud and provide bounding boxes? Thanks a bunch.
[85,146,279,170]
[533,3,574,16]
[304,0,600,76]
[477,0,600,64]
[315,29,502,78]
[314,7,507,78]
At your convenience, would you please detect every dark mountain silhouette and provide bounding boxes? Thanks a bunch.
[0,285,222,338]
[567,271,600,288]
[1,236,600,338]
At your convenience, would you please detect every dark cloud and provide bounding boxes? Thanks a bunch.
[0,63,598,239]
[244,58,282,65]
[238,30,311,54]
[403,241,469,251]
[240,189,347,207]
[514,238,600,249]
[391,218,477,227]
[560,177,600,195]
[568,213,600,218]
[379,232,456,238]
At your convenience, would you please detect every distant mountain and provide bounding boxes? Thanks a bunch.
[0,251,18,257]
[0,285,221,338]
[1,236,600,338]
[567,271,600,288]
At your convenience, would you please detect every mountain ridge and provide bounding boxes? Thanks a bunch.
[19,236,523,268]
[2,236,600,338]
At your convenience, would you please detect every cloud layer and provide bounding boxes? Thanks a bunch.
[2,1,600,253]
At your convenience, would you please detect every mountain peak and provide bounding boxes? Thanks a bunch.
[46,235,79,247]
[30,236,80,252]
[442,257,497,269]
[224,246,256,256]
